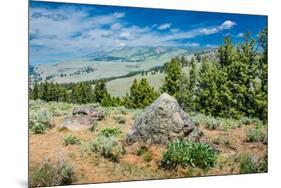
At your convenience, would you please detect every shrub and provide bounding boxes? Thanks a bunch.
[63,135,81,146]
[90,135,124,162]
[143,151,152,162]
[100,128,122,137]
[113,115,126,124]
[246,128,266,142]
[239,154,267,174]
[29,160,75,187]
[160,140,217,169]
[29,107,52,127]
[205,118,220,130]
[137,146,152,162]
[30,123,47,134]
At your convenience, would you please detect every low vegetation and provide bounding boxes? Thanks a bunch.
[100,127,122,137]
[160,140,217,169]
[246,127,266,143]
[239,154,268,174]
[137,146,153,162]
[63,135,81,146]
[90,135,124,162]
[29,160,75,187]
[30,123,47,134]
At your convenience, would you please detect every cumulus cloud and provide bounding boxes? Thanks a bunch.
[29,4,237,64]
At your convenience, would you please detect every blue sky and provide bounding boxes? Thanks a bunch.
[29,1,267,65]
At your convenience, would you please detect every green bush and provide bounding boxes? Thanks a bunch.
[246,128,266,142]
[90,135,124,162]
[63,135,81,146]
[29,161,75,187]
[30,123,47,134]
[239,154,267,174]
[160,140,217,169]
[100,128,122,137]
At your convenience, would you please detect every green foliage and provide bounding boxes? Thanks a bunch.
[239,154,267,174]
[30,123,47,134]
[100,127,122,137]
[143,151,153,162]
[124,78,158,109]
[246,128,266,142]
[90,135,124,162]
[63,135,81,146]
[161,57,182,97]
[136,146,152,162]
[160,140,217,169]
[30,82,70,102]
[29,160,75,187]
[71,82,93,104]
[182,29,267,122]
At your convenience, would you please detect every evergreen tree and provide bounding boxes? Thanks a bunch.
[161,57,183,97]
[124,78,158,109]
[31,82,40,100]
[93,80,108,103]
[71,82,93,104]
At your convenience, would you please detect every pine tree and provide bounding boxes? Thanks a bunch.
[161,57,182,97]
[31,82,40,100]
[124,78,158,109]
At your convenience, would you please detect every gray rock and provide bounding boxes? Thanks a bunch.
[126,93,201,144]
[73,106,104,120]
[59,106,104,131]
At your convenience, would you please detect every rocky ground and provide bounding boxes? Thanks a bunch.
[29,94,267,186]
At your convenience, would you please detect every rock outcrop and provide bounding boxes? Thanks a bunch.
[59,106,104,131]
[126,93,201,144]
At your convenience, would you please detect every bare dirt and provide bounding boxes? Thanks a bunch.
[29,112,267,185]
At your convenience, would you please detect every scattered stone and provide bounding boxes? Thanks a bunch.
[59,106,104,131]
[126,93,201,144]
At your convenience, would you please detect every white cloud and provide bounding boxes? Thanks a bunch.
[184,42,200,47]
[220,20,236,29]
[237,32,244,38]
[157,23,172,30]
[200,20,236,35]
[29,5,237,64]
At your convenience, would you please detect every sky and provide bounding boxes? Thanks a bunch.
[29,1,267,65]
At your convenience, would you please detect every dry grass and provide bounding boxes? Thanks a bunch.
[29,111,267,185]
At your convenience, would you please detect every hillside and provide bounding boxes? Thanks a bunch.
[30,46,195,84]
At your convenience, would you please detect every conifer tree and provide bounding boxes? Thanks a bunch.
[161,57,182,97]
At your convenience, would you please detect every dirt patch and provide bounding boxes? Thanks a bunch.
[29,112,267,184]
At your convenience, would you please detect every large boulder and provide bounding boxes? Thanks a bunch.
[59,106,104,131]
[126,93,201,144]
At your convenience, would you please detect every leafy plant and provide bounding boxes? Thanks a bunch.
[63,135,81,146]
[100,128,122,137]
[29,160,75,187]
[30,123,47,134]
[90,135,124,162]
[160,140,217,169]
